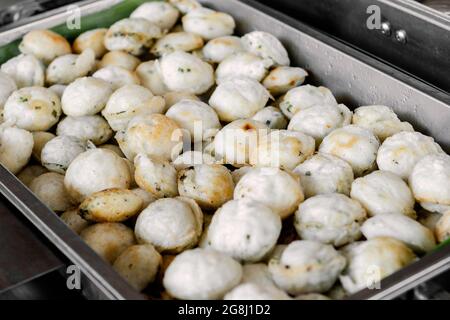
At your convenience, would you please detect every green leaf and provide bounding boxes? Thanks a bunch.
[0,0,159,64]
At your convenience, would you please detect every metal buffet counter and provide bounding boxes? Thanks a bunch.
[0,0,449,300]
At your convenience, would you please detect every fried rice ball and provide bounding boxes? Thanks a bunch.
[104,18,162,55]
[56,115,113,145]
[130,2,180,31]
[350,170,416,218]
[268,240,346,295]
[0,126,33,174]
[319,125,380,177]
[29,172,73,212]
[279,85,337,119]
[73,28,108,58]
[215,52,271,84]
[98,51,141,71]
[135,197,203,253]
[251,106,288,129]
[361,214,436,253]
[3,86,61,131]
[262,67,308,96]
[242,31,290,67]
[165,99,221,142]
[19,29,71,64]
[93,66,140,90]
[294,193,367,246]
[102,84,165,132]
[209,77,270,122]
[41,135,87,174]
[182,8,236,40]
[1,54,45,88]
[352,105,414,141]
[376,131,443,180]
[293,153,354,198]
[64,149,131,203]
[202,36,244,63]
[113,244,162,291]
[151,32,204,57]
[80,222,136,264]
[163,248,242,300]
[46,49,96,85]
[409,153,450,214]
[204,199,281,262]
[61,77,113,117]
[159,51,214,95]
[339,237,416,294]
[234,167,304,219]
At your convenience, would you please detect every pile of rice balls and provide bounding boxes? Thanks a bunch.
[0,0,449,300]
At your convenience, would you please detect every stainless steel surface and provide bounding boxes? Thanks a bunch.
[0,194,64,293]
[256,0,450,93]
[0,0,448,300]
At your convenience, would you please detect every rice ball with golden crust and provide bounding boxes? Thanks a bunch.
[79,188,143,223]
[29,172,73,212]
[209,77,270,122]
[163,248,242,300]
[151,32,204,57]
[268,240,346,295]
[80,222,136,264]
[46,49,96,85]
[19,29,71,64]
[3,87,61,131]
[361,214,436,253]
[64,149,131,203]
[104,18,162,56]
[242,31,290,67]
[31,131,55,162]
[294,193,367,246]
[251,129,315,170]
[205,199,281,262]
[98,51,141,71]
[120,113,182,162]
[319,125,380,177]
[234,167,304,219]
[102,84,165,132]
[339,237,416,294]
[165,99,221,142]
[377,131,443,180]
[409,153,450,214]
[41,135,86,174]
[262,67,308,96]
[350,170,416,218]
[214,119,268,166]
[73,28,108,59]
[60,208,90,234]
[113,244,162,291]
[293,153,354,198]
[251,106,288,129]
[178,164,234,210]
[135,61,169,96]
[61,77,113,117]
[0,126,33,174]
[182,8,235,40]
[130,2,179,31]
[93,66,140,90]
[135,197,203,253]
[279,85,337,119]
[215,52,271,84]
[160,51,214,95]
[56,115,113,145]
[288,104,352,145]
[202,36,244,63]
[352,105,414,142]
[134,153,178,199]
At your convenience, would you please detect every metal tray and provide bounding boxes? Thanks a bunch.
[0,0,449,300]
